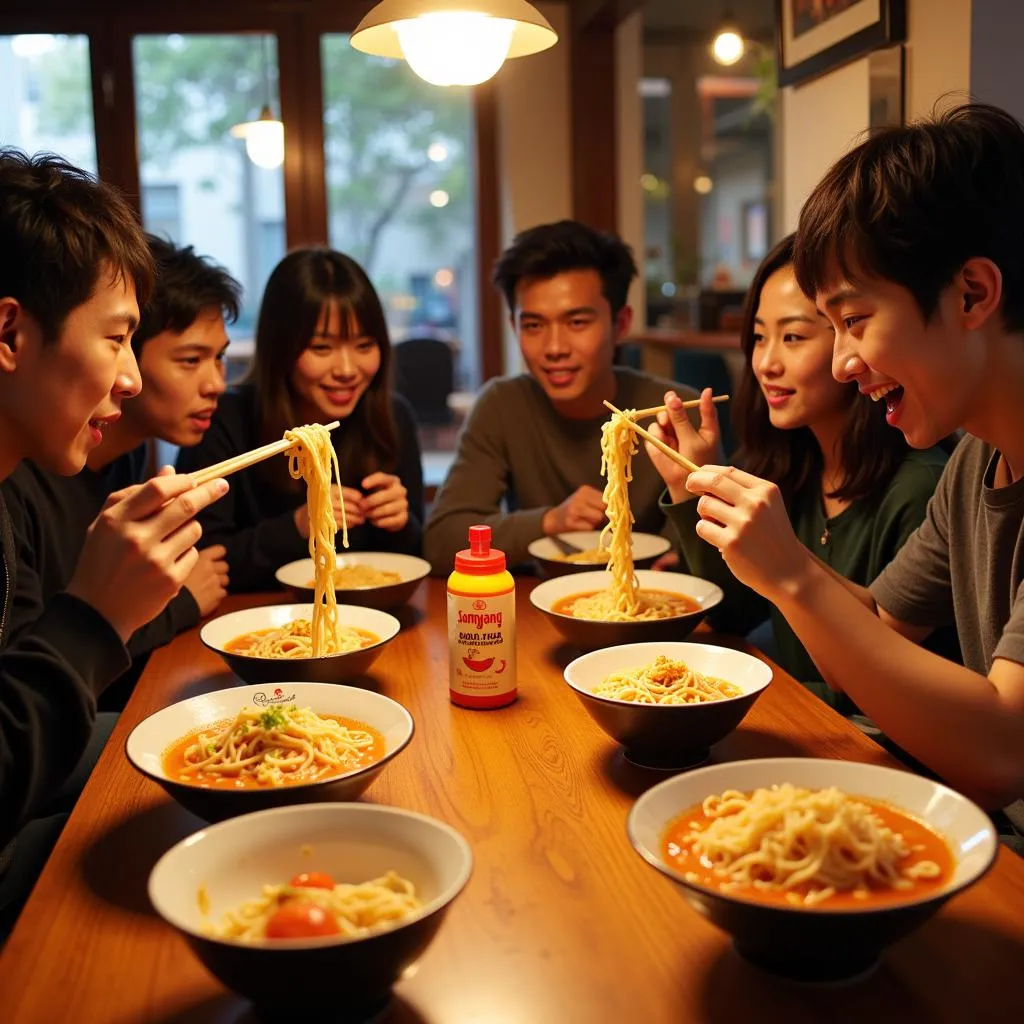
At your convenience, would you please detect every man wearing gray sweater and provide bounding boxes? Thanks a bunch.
[425,220,697,572]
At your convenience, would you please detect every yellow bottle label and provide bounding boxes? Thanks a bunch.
[447,585,517,708]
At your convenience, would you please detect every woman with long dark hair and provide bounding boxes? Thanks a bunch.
[647,234,957,705]
[178,248,424,591]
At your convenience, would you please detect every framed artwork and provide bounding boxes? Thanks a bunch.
[776,0,907,87]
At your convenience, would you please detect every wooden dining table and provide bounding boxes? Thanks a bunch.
[3,579,1023,1023]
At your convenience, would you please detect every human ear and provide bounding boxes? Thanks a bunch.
[958,258,1003,329]
[614,303,634,340]
[0,298,22,373]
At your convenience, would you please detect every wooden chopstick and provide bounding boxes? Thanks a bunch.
[632,394,729,419]
[190,421,341,486]
[603,401,702,474]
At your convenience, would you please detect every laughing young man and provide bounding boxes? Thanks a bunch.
[424,220,697,572]
[681,105,1024,834]
[0,153,229,841]
[2,235,241,666]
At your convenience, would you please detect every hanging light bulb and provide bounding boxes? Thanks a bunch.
[230,105,285,169]
[230,35,285,169]
[711,10,745,67]
[351,0,557,88]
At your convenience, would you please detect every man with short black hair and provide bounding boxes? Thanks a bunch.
[0,151,228,841]
[684,104,1024,832]
[424,220,697,572]
[3,234,243,666]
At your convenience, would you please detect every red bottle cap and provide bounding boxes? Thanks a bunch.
[454,525,506,575]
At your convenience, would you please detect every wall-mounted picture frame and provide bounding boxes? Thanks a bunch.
[776,0,907,88]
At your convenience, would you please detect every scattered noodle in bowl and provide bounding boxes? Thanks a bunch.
[551,547,610,565]
[556,588,699,622]
[663,785,951,908]
[163,704,385,789]
[208,869,422,941]
[306,565,403,589]
[225,620,379,659]
[593,655,741,704]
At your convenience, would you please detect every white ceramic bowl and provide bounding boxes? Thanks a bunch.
[530,569,724,649]
[528,531,671,578]
[149,803,472,1014]
[564,642,772,768]
[275,552,431,610]
[200,602,400,685]
[628,757,999,982]
[126,681,414,820]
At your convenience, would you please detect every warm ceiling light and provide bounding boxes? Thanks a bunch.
[694,175,714,195]
[230,105,285,169]
[427,142,449,162]
[351,0,558,87]
[429,189,450,207]
[711,12,745,67]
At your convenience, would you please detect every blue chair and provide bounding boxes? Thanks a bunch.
[672,351,738,458]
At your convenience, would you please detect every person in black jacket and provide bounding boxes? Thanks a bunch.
[178,248,425,591]
[0,151,229,847]
[2,235,242,666]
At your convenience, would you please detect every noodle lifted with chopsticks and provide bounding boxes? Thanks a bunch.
[594,655,741,704]
[284,423,346,657]
[682,784,942,906]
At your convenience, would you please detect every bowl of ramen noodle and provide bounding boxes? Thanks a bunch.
[564,641,772,769]
[528,531,672,579]
[275,552,431,610]
[126,682,414,820]
[530,569,724,649]
[200,602,400,685]
[628,757,998,982]
[149,802,472,1015]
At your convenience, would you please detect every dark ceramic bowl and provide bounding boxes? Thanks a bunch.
[149,803,472,1016]
[126,682,414,821]
[275,552,431,611]
[530,569,724,650]
[200,603,400,685]
[628,758,999,982]
[528,531,672,579]
[563,641,772,769]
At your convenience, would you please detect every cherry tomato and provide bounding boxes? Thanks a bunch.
[265,901,341,939]
[290,871,336,890]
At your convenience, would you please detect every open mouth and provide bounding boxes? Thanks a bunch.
[867,382,905,420]
[544,368,579,387]
[762,385,795,407]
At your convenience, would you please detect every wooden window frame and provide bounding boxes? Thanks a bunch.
[1,0,503,379]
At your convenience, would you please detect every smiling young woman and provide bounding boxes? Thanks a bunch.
[177,248,425,591]
[644,234,959,707]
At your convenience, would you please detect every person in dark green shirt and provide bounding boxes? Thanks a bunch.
[646,234,958,711]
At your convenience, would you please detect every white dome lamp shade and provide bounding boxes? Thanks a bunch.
[229,105,285,170]
[351,0,558,88]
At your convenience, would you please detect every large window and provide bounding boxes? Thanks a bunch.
[132,33,287,338]
[321,35,478,388]
[0,34,97,172]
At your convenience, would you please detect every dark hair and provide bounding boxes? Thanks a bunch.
[794,103,1024,332]
[251,248,397,489]
[492,219,638,317]
[735,234,912,504]
[0,148,154,343]
[132,234,241,354]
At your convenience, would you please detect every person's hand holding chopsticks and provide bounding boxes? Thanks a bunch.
[684,465,809,597]
[646,388,721,502]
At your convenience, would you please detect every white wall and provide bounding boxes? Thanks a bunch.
[779,0,977,234]
[779,57,870,233]
[906,0,971,120]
